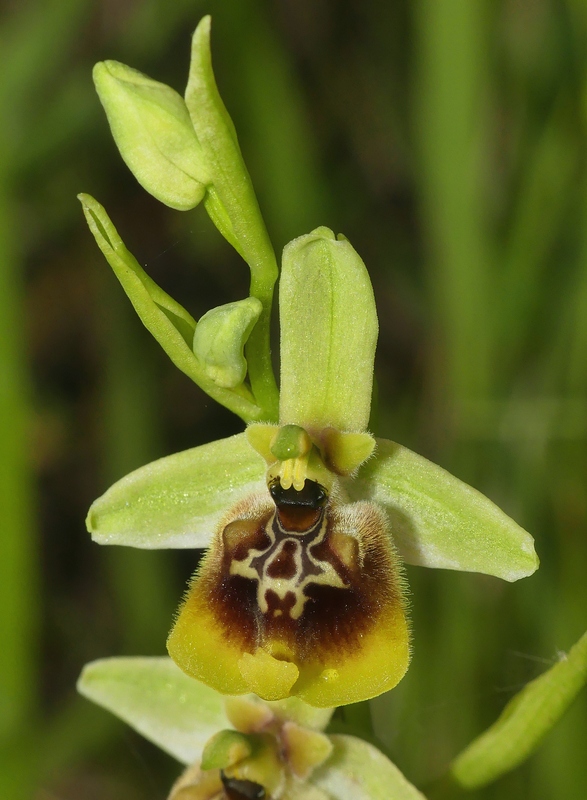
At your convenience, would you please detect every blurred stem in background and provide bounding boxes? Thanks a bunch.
[0,0,91,795]
[0,153,38,800]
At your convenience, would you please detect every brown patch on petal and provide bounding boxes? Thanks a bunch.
[289,503,406,662]
[266,540,297,579]
[223,518,271,562]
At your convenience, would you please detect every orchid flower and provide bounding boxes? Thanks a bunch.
[80,16,538,712]
[78,656,427,800]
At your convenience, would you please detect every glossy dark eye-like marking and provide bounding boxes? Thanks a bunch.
[229,480,349,621]
[221,770,266,799]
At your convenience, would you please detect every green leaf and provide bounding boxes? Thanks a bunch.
[193,297,262,389]
[78,193,264,423]
[93,61,210,210]
[450,630,587,789]
[347,438,538,581]
[185,16,279,419]
[77,657,228,764]
[310,735,426,800]
[86,432,266,548]
[279,228,378,434]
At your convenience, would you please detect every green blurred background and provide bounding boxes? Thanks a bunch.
[1,0,586,797]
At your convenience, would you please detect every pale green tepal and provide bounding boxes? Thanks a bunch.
[78,656,427,800]
[279,228,378,434]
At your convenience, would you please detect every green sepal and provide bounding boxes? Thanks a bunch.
[346,438,538,581]
[93,61,209,210]
[77,657,228,765]
[86,432,266,548]
[451,630,587,789]
[185,16,279,419]
[279,228,378,434]
[310,734,426,800]
[79,193,264,422]
[193,297,262,389]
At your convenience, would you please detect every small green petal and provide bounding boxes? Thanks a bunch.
[451,630,587,790]
[93,61,209,210]
[193,297,262,389]
[79,193,263,422]
[87,433,266,548]
[279,228,378,434]
[347,438,538,581]
[77,657,228,764]
[310,735,426,800]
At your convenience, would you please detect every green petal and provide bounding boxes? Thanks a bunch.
[78,193,263,423]
[77,657,228,764]
[279,228,378,433]
[310,735,425,800]
[347,438,538,581]
[87,432,266,548]
[451,630,587,789]
[93,61,209,210]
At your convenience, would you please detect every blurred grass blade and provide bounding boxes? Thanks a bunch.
[347,438,538,581]
[78,657,228,764]
[414,0,492,427]
[0,184,37,756]
[451,630,587,790]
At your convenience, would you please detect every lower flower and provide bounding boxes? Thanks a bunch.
[167,465,410,708]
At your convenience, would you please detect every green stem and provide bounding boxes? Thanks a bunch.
[187,17,280,420]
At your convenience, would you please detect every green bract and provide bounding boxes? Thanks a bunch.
[450,629,587,789]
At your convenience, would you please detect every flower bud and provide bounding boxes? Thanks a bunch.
[93,60,210,210]
[193,297,262,388]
